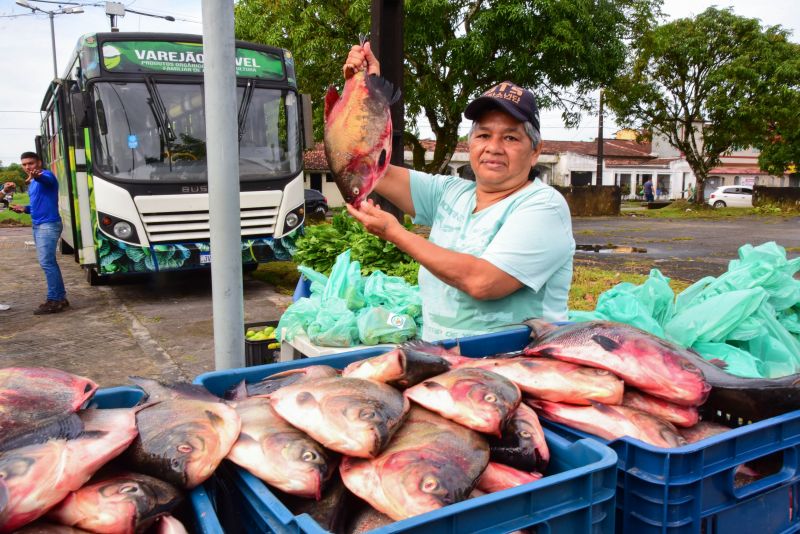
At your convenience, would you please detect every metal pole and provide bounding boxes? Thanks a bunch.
[596,89,604,185]
[201,0,245,370]
[369,0,404,221]
[49,12,58,77]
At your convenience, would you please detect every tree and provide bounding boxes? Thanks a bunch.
[234,0,659,173]
[605,7,798,202]
[0,163,26,191]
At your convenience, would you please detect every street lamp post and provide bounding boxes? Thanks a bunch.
[15,0,83,78]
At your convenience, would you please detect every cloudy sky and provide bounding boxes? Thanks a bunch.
[0,0,798,165]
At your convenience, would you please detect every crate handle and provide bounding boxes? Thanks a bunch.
[730,446,797,500]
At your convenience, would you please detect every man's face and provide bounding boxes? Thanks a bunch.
[20,157,42,176]
[469,110,540,192]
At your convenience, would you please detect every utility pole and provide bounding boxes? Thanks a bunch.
[596,89,604,186]
[201,0,245,370]
[370,0,404,222]
[48,12,57,77]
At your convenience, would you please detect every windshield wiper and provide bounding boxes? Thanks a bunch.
[237,80,254,143]
[144,77,177,165]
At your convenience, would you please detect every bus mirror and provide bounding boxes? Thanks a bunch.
[95,99,109,136]
[71,91,90,128]
[300,93,313,150]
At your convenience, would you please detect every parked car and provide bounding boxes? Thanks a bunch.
[304,189,329,218]
[707,185,753,208]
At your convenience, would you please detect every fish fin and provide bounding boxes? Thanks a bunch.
[522,318,557,340]
[324,85,340,121]
[525,345,556,358]
[365,74,401,106]
[227,380,249,401]
[708,358,728,369]
[591,335,622,352]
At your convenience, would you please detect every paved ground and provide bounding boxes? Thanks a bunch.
[0,226,292,387]
[1,214,798,388]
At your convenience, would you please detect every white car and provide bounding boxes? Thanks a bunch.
[707,185,753,208]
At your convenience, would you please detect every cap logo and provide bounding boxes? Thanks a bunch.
[484,82,524,104]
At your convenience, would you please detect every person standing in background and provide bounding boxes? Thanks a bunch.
[11,152,69,315]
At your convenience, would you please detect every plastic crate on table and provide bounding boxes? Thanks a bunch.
[195,326,618,534]
[90,386,225,534]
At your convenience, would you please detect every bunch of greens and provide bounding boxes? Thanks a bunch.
[293,211,420,284]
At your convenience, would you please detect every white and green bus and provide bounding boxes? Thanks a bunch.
[38,33,312,284]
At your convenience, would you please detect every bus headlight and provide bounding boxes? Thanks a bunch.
[285,212,300,228]
[99,212,140,245]
[113,221,133,240]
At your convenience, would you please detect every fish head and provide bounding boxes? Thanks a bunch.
[338,143,390,207]
[342,350,405,383]
[95,474,182,525]
[575,367,625,402]
[265,431,335,499]
[0,441,66,530]
[134,404,239,489]
[656,342,711,404]
[447,370,520,436]
[320,394,402,457]
[380,449,473,517]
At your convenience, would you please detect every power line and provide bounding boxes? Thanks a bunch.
[0,111,39,114]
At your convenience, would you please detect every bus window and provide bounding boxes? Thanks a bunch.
[90,81,301,184]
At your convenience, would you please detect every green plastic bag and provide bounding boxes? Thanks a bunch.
[322,250,365,310]
[307,296,360,347]
[277,297,320,342]
[357,306,417,345]
[569,269,674,336]
[363,270,422,318]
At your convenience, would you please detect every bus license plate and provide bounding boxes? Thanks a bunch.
[200,253,211,264]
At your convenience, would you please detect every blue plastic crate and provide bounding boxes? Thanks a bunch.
[194,327,618,533]
[545,416,800,534]
[89,386,225,534]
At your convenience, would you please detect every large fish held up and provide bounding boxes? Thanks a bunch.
[524,320,710,407]
[324,37,400,207]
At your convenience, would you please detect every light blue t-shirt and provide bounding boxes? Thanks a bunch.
[410,170,575,341]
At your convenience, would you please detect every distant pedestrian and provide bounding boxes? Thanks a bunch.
[643,178,654,202]
[10,152,69,315]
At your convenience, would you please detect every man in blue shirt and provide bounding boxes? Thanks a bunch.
[11,152,69,314]
[342,44,574,341]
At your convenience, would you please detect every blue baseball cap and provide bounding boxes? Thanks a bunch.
[464,81,540,132]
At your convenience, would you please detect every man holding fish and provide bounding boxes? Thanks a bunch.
[336,42,575,341]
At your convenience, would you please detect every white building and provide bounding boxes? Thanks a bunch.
[304,134,797,207]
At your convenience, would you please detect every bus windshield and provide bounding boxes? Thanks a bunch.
[90,81,301,183]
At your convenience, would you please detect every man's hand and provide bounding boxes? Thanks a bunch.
[343,41,380,80]
[26,169,41,184]
[10,204,24,213]
[346,199,403,241]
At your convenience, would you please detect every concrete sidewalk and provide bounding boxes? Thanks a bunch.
[0,226,292,387]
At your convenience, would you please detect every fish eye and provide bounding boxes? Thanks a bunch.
[177,444,194,453]
[359,408,377,420]
[484,393,497,403]
[592,369,611,376]
[680,360,698,372]
[119,484,139,494]
[352,186,360,196]
[301,450,318,462]
[519,430,532,439]
[420,475,440,493]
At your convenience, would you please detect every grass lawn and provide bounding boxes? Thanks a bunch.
[253,259,692,312]
[630,199,797,219]
[0,193,31,226]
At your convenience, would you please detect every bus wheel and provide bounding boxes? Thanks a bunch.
[85,267,106,286]
[60,239,74,255]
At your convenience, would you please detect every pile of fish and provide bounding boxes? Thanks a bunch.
[0,368,216,533]
[5,319,796,532]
